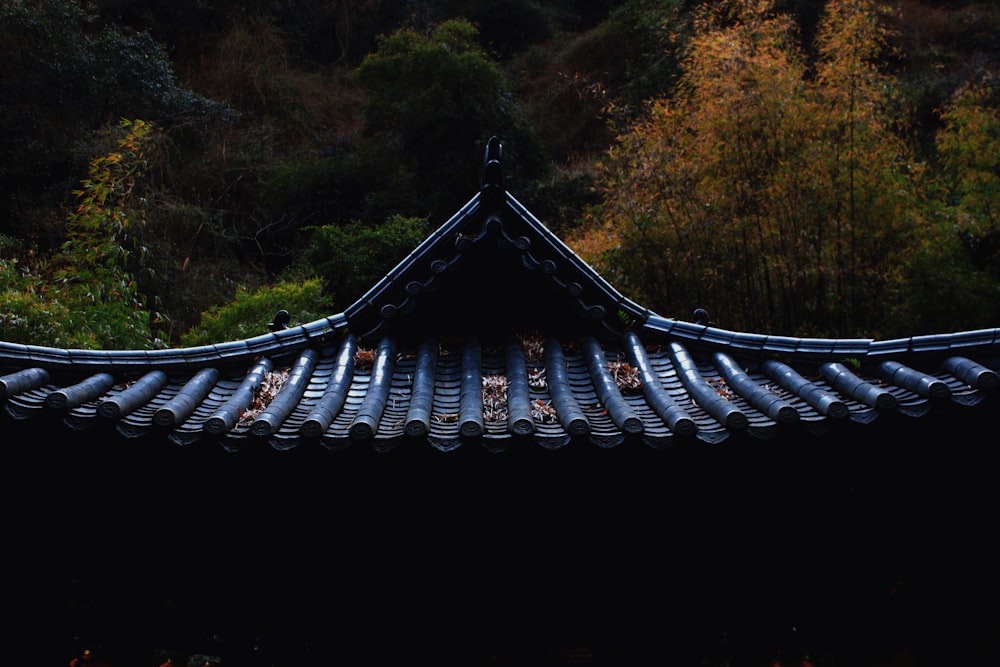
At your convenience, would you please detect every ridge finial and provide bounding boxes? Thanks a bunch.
[481,136,504,208]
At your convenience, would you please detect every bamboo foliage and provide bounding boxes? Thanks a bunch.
[2,120,165,349]
[935,77,1000,278]
[572,0,925,337]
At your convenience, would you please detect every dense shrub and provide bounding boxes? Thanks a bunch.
[354,18,545,221]
[307,215,432,308]
[180,277,330,347]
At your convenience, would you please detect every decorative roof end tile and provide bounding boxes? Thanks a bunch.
[481,136,504,210]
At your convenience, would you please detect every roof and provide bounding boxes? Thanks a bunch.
[2,137,998,455]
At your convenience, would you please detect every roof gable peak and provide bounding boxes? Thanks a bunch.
[344,137,647,344]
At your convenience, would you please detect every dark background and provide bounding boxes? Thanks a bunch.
[7,394,998,666]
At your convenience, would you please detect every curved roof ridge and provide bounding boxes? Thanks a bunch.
[0,315,348,375]
[343,192,484,326]
[642,313,1000,362]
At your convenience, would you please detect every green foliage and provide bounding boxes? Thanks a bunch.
[0,0,215,122]
[519,166,602,236]
[358,18,501,132]
[0,0,222,253]
[52,119,165,348]
[257,15,551,258]
[0,120,165,348]
[0,255,73,346]
[262,146,379,232]
[901,73,1000,330]
[353,18,544,221]
[887,207,1000,333]
[935,78,1000,273]
[180,277,329,347]
[604,0,690,112]
[514,0,691,163]
[59,120,154,272]
[307,215,432,307]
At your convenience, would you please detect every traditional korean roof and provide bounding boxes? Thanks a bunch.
[2,137,998,455]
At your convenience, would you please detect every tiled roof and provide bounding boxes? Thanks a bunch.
[2,137,998,453]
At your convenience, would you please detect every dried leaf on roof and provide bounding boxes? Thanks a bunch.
[708,376,734,401]
[528,367,547,391]
[518,331,544,362]
[238,367,290,426]
[355,347,376,371]
[531,398,558,423]
[483,374,509,424]
[607,360,642,394]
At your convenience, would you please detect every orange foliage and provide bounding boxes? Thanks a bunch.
[571,0,928,337]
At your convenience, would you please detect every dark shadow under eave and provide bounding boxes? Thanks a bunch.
[9,393,999,666]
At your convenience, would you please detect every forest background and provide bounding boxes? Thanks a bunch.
[1,0,998,349]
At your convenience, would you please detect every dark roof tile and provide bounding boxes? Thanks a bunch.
[714,352,799,424]
[763,359,848,419]
[947,327,1000,351]
[876,360,950,399]
[828,338,872,358]
[728,331,769,353]
[153,367,219,427]
[820,362,897,411]
[794,337,837,357]
[910,333,956,353]
[0,367,50,399]
[0,341,30,362]
[44,372,116,410]
[942,356,998,390]
[760,335,801,356]
[149,345,216,369]
[97,369,169,419]
[203,358,274,435]
[26,344,72,366]
[250,349,319,437]
[213,339,254,362]
[869,338,911,357]
[699,327,738,348]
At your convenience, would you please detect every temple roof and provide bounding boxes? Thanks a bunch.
[2,137,998,454]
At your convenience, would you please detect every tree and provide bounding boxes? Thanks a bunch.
[0,0,217,240]
[1,119,164,348]
[935,75,1000,279]
[352,18,544,223]
[903,73,1000,332]
[572,0,931,337]
[307,214,432,307]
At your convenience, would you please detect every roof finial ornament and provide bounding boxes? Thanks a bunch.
[693,308,713,326]
[481,136,504,209]
[269,309,290,331]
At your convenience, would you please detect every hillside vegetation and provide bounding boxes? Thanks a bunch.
[1,0,997,346]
